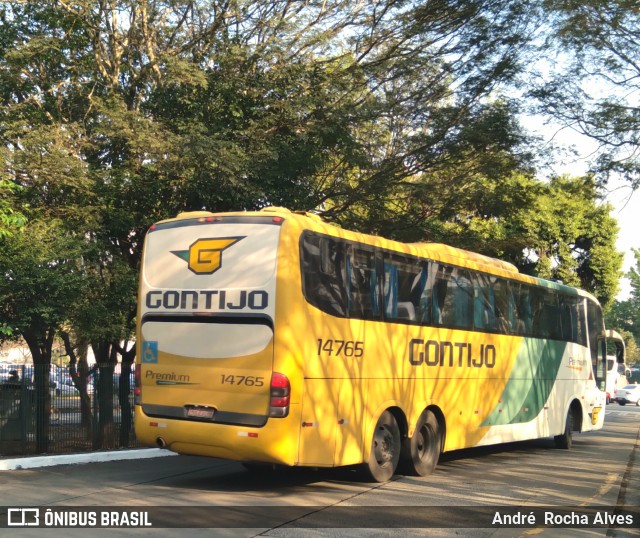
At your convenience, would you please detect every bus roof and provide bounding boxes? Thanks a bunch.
[153,206,598,303]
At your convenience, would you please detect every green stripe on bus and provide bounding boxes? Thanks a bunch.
[482,339,568,426]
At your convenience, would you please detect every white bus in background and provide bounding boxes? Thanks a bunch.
[605,330,626,404]
[606,356,620,404]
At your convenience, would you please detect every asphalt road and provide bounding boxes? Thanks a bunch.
[1,405,638,538]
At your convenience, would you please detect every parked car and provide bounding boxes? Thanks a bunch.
[50,370,95,395]
[615,384,640,406]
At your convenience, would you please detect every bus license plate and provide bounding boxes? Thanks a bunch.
[186,407,215,419]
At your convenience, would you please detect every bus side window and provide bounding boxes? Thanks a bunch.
[559,294,584,344]
[472,273,511,334]
[383,254,426,322]
[515,285,533,336]
[587,299,606,389]
[540,291,561,339]
[347,247,379,320]
[472,272,497,331]
[301,234,347,317]
[530,289,548,337]
[432,264,450,325]
[411,266,429,323]
[494,278,513,334]
[383,262,399,319]
[434,265,472,329]
[574,297,588,347]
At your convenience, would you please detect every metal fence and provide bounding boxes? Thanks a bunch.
[0,364,139,457]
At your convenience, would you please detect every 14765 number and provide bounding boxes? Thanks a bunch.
[317,339,364,357]
[220,375,264,386]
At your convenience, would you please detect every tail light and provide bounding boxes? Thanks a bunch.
[134,367,141,405]
[269,372,290,418]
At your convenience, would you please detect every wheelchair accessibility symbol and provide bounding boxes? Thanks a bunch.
[142,341,158,363]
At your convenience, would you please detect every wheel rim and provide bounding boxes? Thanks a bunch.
[374,425,396,466]
[416,426,426,459]
[417,423,437,462]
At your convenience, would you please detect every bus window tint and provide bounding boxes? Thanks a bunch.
[530,289,548,337]
[383,254,428,322]
[301,231,597,347]
[301,234,347,317]
[559,295,587,346]
[346,246,379,320]
[494,278,514,333]
[471,273,512,333]
[540,291,562,340]
[513,285,533,335]
[587,299,606,386]
[574,298,588,346]
[433,264,473,329]
[472,272,497,331]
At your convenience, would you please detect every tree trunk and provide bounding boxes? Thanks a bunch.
[92,341,117,449]
[118,343,135,447]
[60,333,94,438]
[22,329,54,454]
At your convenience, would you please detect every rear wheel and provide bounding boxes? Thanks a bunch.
[399,410,440,476]
[554,410,574,449]
[361,410,401,482]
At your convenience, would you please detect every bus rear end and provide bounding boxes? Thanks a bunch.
[134,211,295,463]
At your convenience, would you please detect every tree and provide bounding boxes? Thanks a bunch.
[533,0,640,187]
[0,1,626,434]
[0,179,26,241]
[606,248,640,350]
[0,221,86,452]
[68,254,138,448]
[0,1,546,270]
[331,96,622,308]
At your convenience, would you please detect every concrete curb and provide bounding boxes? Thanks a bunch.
[0,448,177,471]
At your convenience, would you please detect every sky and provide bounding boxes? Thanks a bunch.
[537,122,638,301]
[604,180,637,300]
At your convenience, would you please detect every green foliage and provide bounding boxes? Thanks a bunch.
[0,0,629,359]
[607,249,640,352]
[523,176,622,308]
[0,179,26,240]
[535,0,640,186]
[0,220,86,353]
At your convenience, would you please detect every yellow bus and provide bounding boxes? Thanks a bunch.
[134,207,607,481]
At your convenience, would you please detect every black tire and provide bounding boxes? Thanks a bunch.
[554,410,574,449]
[399,409,440,476]
[619,401,626,406]
[361,410,401,482]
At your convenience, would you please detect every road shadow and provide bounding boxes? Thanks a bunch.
[163,437,573,494]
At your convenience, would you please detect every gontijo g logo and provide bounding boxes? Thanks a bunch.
[171,237,244,275]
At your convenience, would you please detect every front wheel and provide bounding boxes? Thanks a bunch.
[361,410,401,482]
[399,409,441,476]
[554,410,574,449]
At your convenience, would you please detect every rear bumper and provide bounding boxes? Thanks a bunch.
[134,404,300,465]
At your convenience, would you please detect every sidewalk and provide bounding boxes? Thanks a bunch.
[0,448,176,471]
